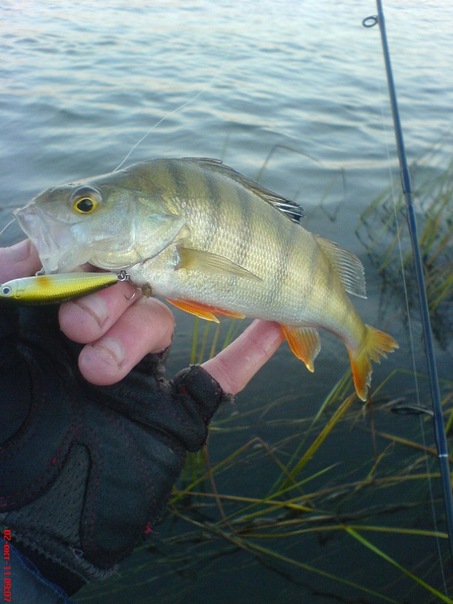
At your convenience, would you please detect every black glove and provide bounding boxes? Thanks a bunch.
[0,304,231,595]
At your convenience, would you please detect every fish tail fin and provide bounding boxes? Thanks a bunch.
[348,325,399,401]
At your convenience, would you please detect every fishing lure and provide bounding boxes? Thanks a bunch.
[0,271,127,304]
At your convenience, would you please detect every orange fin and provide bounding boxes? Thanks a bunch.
[166,298,246,323]
[348,325,399,401]
[281,325,321,372]
[214,308,246,320]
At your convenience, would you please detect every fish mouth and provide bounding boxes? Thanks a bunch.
[14,205,85,273]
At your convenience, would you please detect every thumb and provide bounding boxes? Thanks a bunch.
[0,240,42,281]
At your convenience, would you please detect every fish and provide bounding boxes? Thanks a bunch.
[0,271,122,304]
[14,157,398,400]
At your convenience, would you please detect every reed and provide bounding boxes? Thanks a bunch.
[357,157,453,348]
[78,356,453,602]
[78,158,453,603]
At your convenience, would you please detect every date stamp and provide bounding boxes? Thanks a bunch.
[3,529,12,603]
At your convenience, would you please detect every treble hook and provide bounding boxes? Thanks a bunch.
[116,270,137,301]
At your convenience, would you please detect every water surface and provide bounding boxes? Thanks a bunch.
[1,0,452,601]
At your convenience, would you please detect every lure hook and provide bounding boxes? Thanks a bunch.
[116,270,137,301]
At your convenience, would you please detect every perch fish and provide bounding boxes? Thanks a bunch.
[14,157,398,400]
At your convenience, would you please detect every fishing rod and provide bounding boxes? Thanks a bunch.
[363,1,453,566]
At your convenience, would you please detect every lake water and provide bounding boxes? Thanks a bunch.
[1,0,452,602]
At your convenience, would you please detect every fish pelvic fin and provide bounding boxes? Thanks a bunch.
[281,325,321,373]
[348,325,399,401]
[166,298,246,323]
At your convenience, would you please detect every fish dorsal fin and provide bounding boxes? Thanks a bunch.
[184,158,304,224]
[178,247,262,281]
[315,236,367,299]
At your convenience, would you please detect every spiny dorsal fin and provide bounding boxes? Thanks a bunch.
[315,236,367,299]
[183,157,304,224]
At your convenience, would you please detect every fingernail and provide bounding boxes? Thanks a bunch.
[74,295,108,329]
[91,337,125,369]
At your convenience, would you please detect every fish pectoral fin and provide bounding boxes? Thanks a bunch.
[315,236,367,299]
[281,325,321,372]
[177,247,262,281]
[165,298,246,323]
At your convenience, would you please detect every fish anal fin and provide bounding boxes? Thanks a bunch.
[348,324,399,401]
[178,247,262,282]
[281,325,321,372]
[316,236,367,299]
[166,298,246,323]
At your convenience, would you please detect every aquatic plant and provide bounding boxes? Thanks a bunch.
[357,156,453,349]
[77,350,452,602]
[77,153,453,603]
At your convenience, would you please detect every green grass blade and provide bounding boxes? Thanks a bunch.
[281,393,356,489]
[345,526,453,603]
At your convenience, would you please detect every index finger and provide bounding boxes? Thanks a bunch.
[0,240,42,281]
[202,320,284,395]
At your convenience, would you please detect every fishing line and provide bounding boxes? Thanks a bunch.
[363,0,453,571]
[0,218,15,240]
[378,86,448,582]
[114,88,207,171]
[114,48,233,172]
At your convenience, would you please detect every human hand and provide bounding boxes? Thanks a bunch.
[1,239,284,393]
[0,240,283,595]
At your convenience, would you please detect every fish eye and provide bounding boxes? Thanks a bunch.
[1,285,12,296]
[70,186,102,215]
[74,197,96,214]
